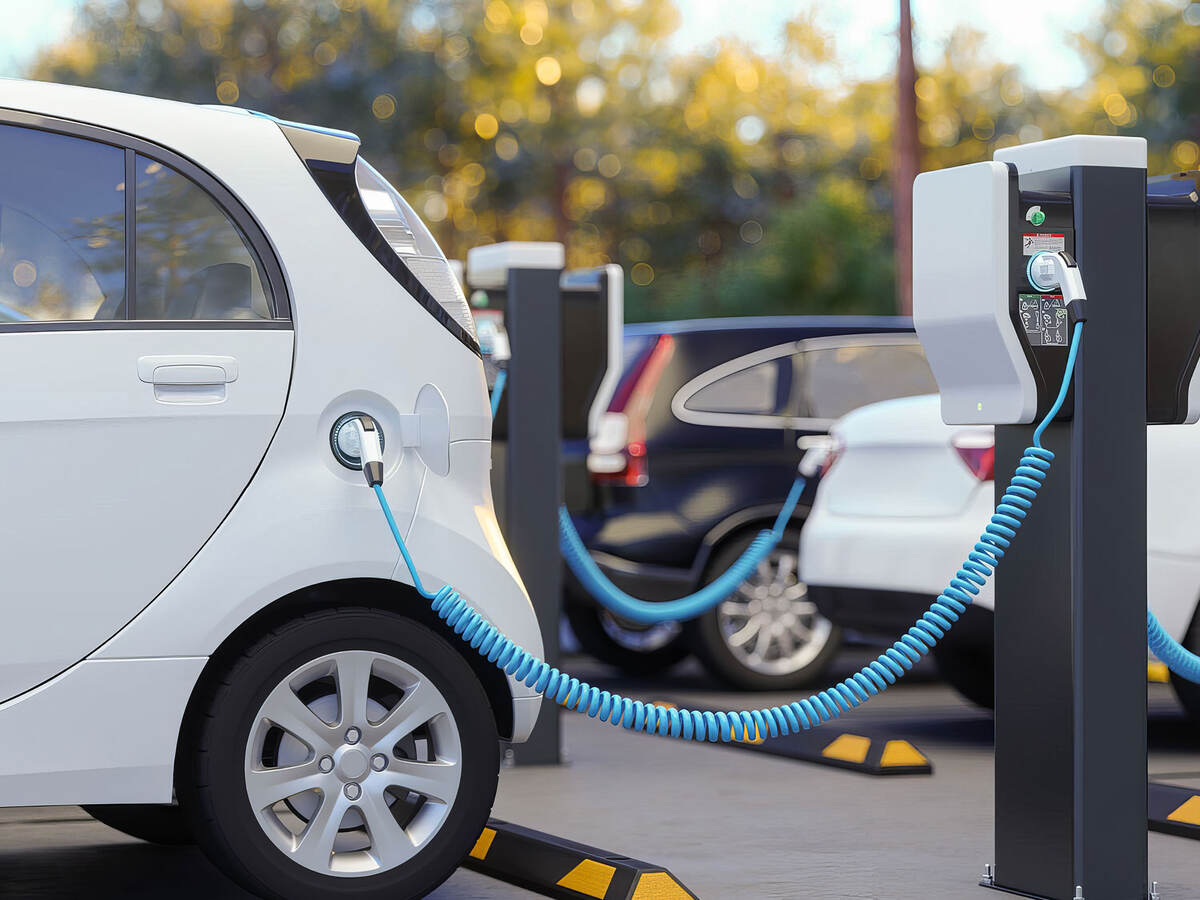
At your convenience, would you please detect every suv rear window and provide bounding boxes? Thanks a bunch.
[802,341,936,420]
[685,358,786,415]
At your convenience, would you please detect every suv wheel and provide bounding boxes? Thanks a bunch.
[564,592,689,676]
[180,608,499,900]
[688,526,842,691]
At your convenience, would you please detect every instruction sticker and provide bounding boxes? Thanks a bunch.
[1019,294,1068,346]
[1022,233,1066,256]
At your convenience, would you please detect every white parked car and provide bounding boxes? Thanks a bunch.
[800,393,1200,717]
[0,80,541,899]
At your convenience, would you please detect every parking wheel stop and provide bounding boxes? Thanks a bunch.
[464,818,698,899]
[1149,780,1200,840]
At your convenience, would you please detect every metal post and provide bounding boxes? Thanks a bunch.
[503,266,563,766]
[992,166,1147,899]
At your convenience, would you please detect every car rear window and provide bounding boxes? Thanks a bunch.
[802,342,936,420]
[684,358,785,415]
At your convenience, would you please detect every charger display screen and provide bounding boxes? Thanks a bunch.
[1019,294,1068,346]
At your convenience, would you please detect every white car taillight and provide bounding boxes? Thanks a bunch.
[951,432,995,482]
[355,158,476,341]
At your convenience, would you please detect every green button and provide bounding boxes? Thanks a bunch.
[1030,209,1046,226]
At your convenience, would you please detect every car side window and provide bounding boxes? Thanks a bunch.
[133,155,273,320]
[0,124,126,322]
[684,358,787,415]
[800,341,937,420]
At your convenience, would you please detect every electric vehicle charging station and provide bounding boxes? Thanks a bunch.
[913,133,1200,900]
[464,242,624,765]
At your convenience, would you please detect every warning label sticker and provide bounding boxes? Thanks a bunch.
[1022,233,1066,256]
[1019,293,1068,346]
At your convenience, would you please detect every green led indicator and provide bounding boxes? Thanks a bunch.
[977,401,983,411]
[1030,209,1045,226]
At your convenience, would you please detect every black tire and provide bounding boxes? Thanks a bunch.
[687,525,843,691]
[179,608,500,900]
[83,803,194,845]
[932,640,995,709]
[1170,610,1200,723]
[564,592,689,676]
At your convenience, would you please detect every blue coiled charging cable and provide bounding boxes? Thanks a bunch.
[373,320,1183,742]
[490,365,802,623]
[558,478,806,624]
[489,368,506,418]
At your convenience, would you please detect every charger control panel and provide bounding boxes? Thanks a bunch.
[914,135,1147,425]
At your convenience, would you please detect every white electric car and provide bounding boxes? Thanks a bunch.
[801,393,1200,718]
[0,80,542,899]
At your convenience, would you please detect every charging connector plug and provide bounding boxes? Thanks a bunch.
[1028,249,1089,325]
[350,417,385,487]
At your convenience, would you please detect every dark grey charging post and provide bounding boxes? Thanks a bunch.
[990,148,1148,899]
[467,243,566,766]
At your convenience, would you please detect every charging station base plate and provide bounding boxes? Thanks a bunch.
[979,882,1061,899]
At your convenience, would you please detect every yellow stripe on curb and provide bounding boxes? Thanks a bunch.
[1148,661,1170,683]
[556,859,616,897]
[469,827,496,861]
[821,734,871,764]
[880,740,928,768]
[632,871,696,899]
[1167,796,1200,827]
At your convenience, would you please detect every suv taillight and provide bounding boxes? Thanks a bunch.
[587,333,674,486]
[952,434,995,482]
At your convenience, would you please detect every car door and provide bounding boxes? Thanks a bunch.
[0,120,293,700]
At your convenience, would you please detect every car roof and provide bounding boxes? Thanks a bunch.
[625,315,914,337]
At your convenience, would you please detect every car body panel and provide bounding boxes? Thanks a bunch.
[802,392,1199,643]
[0,328,292,701]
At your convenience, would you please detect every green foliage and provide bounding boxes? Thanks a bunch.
[26,0,1200,321]
[629,179,895,321]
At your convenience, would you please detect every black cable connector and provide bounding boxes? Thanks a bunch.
[1068,298,1089,326]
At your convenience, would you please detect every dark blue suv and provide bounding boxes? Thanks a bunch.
[565,316,935,690]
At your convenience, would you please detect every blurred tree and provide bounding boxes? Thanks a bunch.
[39,0,1169,324]
[628,177,895,321]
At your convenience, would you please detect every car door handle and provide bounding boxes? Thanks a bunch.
[137,355,238,384]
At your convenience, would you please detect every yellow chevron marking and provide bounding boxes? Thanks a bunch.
[880,740,928,768]
[821,733,871,764]
[631,871,695,898]
[556,859,616,897]
[1167,796,1200,827]
[468,827,496,860]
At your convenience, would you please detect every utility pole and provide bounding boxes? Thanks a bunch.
[894,0,920,315]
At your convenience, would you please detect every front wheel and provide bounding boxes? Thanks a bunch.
[688,526,842,691]
[180,608,500,900]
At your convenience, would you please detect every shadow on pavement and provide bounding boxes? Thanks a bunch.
[0,841,252,898]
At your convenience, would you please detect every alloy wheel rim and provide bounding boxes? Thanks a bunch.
[717,549,834,676]
[244,649,462,877]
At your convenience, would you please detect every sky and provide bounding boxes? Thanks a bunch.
[1,0,1126,90]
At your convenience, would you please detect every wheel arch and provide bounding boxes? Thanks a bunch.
[693,502,810,582]
[174,577,516,783]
